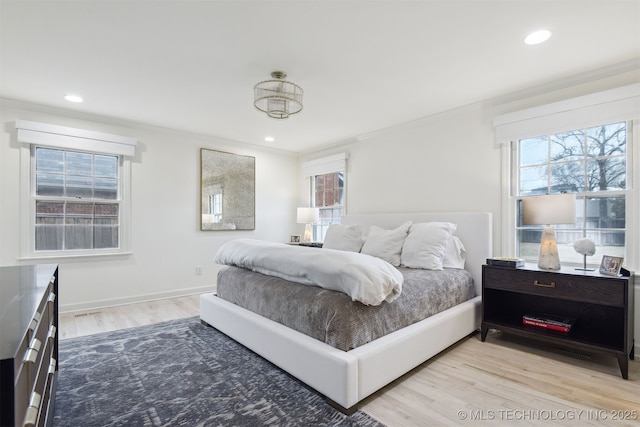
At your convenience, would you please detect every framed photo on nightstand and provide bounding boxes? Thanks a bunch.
[289,234,301,244]
[599,255,623,276]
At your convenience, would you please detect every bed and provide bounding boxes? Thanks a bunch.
[200,212,492,414]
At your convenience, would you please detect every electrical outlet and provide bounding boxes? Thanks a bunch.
[195,266,202,276]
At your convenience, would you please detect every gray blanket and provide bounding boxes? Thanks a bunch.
[216,265,474,351]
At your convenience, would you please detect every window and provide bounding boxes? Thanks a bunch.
[495,84,638,268]
[312,171,344,241]
[302,153,348,242]
[33,147,121,251]
[208,192,223,224]
[515,122,629,263]
[17,120,136,258]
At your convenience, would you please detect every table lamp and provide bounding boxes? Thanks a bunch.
[522,194,576,270]
[297,207,320,243]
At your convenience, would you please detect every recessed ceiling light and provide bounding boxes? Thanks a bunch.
[525,29,552,45]
[64,94,84,103]
[264,136,275,142]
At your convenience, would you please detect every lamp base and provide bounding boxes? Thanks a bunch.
[302,223,313,243]
[537,226,561,270]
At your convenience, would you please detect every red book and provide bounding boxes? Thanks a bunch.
[522,318,570,333]
[522,313,574,333]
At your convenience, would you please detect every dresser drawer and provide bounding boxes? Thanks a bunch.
[1,264,59,427]
[483,267,624,306]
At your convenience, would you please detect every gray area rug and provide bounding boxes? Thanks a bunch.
[53,317,386,426]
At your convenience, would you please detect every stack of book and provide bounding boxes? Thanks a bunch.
[522,314,575,333]
[486,257,524,268]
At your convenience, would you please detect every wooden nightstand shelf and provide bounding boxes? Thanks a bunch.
[481,264,634,379]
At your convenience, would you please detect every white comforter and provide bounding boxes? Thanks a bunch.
[214,239,403,305]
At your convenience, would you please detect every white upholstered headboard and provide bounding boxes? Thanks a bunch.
[341,212,492,297]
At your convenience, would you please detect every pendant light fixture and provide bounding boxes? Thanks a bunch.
[253,71,303,119]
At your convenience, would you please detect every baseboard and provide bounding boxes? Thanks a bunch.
[59,284,216,314]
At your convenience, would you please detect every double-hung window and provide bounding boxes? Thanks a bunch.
[312,171,345,241]
[302,153,347,242]
[34,147,121,251]
[495,84,639,268]
[17,120,136,258]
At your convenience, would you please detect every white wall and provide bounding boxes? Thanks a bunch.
[0,100,299,312]
[299,102,505,255]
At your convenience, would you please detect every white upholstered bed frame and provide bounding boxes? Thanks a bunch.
[200,212,492,413]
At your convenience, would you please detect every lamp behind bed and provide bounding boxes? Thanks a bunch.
[297,207,320,243]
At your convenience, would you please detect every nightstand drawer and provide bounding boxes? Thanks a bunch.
[483,267,624,306]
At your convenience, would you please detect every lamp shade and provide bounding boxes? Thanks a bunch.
[297,207,320,224]
[522,194,576,225]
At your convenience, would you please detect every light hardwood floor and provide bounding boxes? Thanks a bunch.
[59,297,640,426]
[58,295,200,340]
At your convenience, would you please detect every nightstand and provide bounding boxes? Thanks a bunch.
[481,264,634,379]
[298,242,323,248]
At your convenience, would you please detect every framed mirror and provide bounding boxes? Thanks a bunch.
[201,148,255,231]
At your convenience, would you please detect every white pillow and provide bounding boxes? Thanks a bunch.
[400,222,456,270]
[323,224,364,252]
[361,221,411,266]
[442,236,466,269]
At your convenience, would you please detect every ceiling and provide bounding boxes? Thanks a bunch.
[1,1,639,153]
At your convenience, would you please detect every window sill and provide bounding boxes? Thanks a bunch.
[18,252,134,262]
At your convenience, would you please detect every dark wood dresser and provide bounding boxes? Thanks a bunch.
[0,264,59,427]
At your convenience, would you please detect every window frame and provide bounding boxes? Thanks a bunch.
[301,153,348,242]
[496,84,639,271]
[501,124,637,271]
[17,121,135,260]
[512,121,632,265]
[310,170,345,241]
[29,145,126,256]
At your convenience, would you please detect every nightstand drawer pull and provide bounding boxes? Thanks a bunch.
[533,280,556,288]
